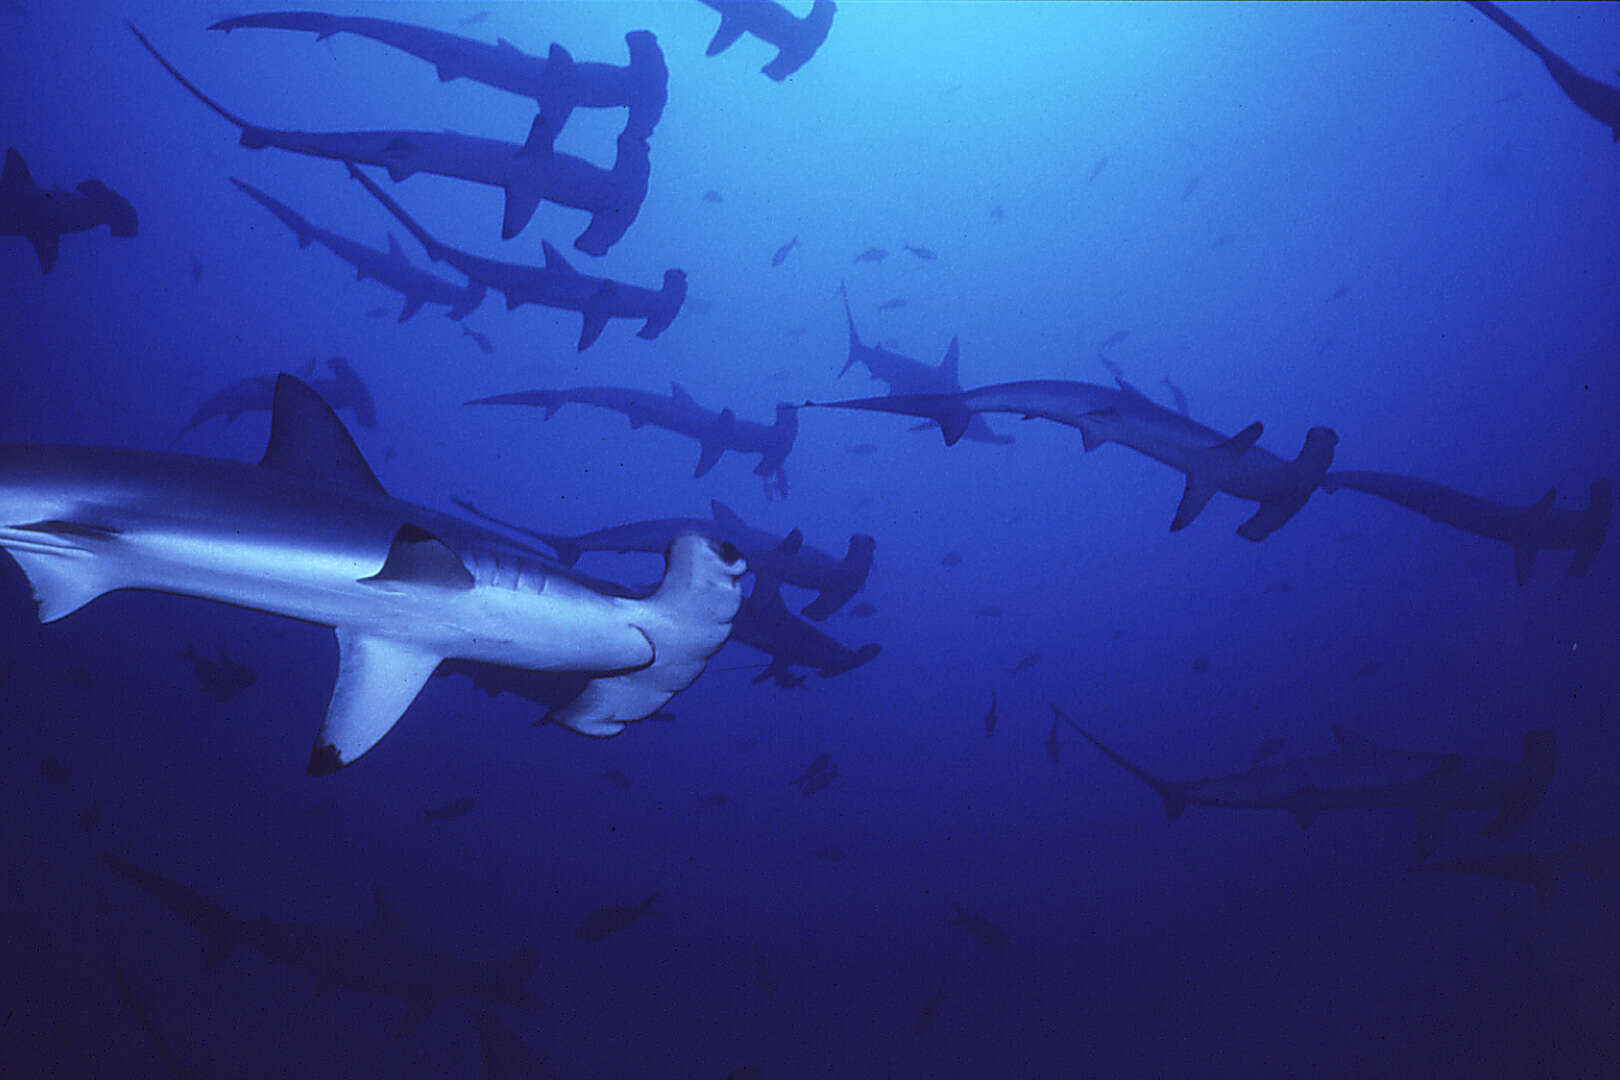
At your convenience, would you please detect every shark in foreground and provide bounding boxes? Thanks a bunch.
[0,147,137,272]
[1068,718,1555,862]
[810,380,1338,540]
[1323,470,1610,585]
[0,375,746,772]
[1466,0,1620,140]
[209,12,668,139]
[1413,834,1620,906]
[698,0,836,81]
[468,383,798,498]
[231,177,484,322]
[349,161,683,350]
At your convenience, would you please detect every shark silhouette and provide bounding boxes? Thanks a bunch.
[1069,718,1555,862]
[458,497,874,621]
[1466,1,1620,140]
[209,12,668,139]
[1323,470,1610,585]
[1,147,136,272]
[698,0,836,81]
[468,383,798,498]
[348,162,683,350]
[0,375,746,771]
[131,23,649,251]
[732,577,881,686]
[231,177,484,321]
[178,357,377,436]
[1413,833,1620,906]
[810,380,1337,540]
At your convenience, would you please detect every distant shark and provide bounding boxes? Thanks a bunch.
[1466,0,1620,140]
[0,374,746,772]
[467,383,798,498]
[839,284,1013,446]
[732,577,881,686]
[349,161,683,350]
[231,177,484,321]
[1068,719,1555,862]
[809,380,1338,540]
[0,147,137,272]
[178,356,377,436]
[1413,833,1620,905]
[698,0,836,81]
[131,23,650,252]
[457,497,875,621]
[1324,471,1610,585]
[209,12,669,139]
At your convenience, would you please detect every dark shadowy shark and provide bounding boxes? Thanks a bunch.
[731,577,881,686]
[1413,833,1620,906]
[839,285,1013,446]
[1324,470,1610,585]
[231,176,484,321]
[178,356,377,436]
[101,852,542,1038]
[457,497,875,621]
[209,12,668,139]
[1068,718,1555,862]
[349,161,683,350]
[809,380,1338,540]
[130,23,650,252]
[467,383,798,498]
[698,0,836,81]
[1,147,137,272]
[1466,1,1620,140]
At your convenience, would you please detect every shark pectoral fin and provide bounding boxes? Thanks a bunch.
[396,295,425,322]
[308,631,442,774]
[501,180,544,240]
[359,524,475,591]
[577,303,611,352]
[1286,788,1324,829]
[706,15,747,56]
[1512,542,1537,586]
[1171,474,1219,531]
[1077,420,1106,452]
[1414,807,1447,864]
[1234,501,1296,542]
[28,230,61,273]
[694,439,726,478]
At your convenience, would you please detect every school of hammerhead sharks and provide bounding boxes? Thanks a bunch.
[3,1,1620,1067]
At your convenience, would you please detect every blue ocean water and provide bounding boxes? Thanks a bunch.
[3,2,1618,1076]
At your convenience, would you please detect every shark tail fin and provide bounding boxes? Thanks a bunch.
[1482,729,1556,841]
[1569,478,1612,577]
[546,536,747,736]
[638,269,687,341]
[1062,713,1189,820]
[1235,426,1339,541]
[799,533,876,621]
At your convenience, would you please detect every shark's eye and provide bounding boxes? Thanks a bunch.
[715,541,743,566]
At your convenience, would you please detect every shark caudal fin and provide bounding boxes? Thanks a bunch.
[798,533,876,621]
[1234,426,1339,541]
[1482,729,1557,841]
[545,536,746,735]
[1062,712,1189,820]
[639,268,687,341]
[1568,478,1612,577]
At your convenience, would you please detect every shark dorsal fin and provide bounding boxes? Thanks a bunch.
[385,232,407,263]
[541,240,576,275]
[710,500,746,532]
[1213,421,1264,456]
[1524,487,1557,524]
[360,524,474,591]
[260,375,386,496]
[2,147,38,194]
[1331,724,1379,753]
[940,337,961,387]
[670,382,694,405]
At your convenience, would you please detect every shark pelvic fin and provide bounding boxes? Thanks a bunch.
[1171,474,1219,531]
[308,630,442,774]
[260,374,386,496]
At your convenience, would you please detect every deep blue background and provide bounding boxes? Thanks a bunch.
[3,2,1618,1077]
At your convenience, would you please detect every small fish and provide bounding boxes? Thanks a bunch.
[423,796,477,821]
[574,893,660,942]
[846,443,880,456]
[1191,657,1211,673]
[951,905,1010,952]
[914,980,947,1035]
[940,551,962,568]
[802,766,839,796]
[1007,652,1041,675]
[602,768,631,790]
[809,845,848,862]
[791,754,832,787]
[1088,156,1109,182]
[1044,711,1061,763]
[877,298,907,311]
[846,602,878,617]
[1252,736,1286,764]
[1262,582,1295,595]
[1099,329,1130,352]
[982,692,998,737]
[40,755,71,789]
[181,643,256,703]
[902,243,937,261]
[770,236,799,268]
[972,605,1004,618]
[702,189,724,203]
[1323,283,1352,303]
[364,306,390,318]
[461,325,494,354]
[853,247,888,263]
[988,204,1005,221]
[1181,175,1200,200]
[1210,233,1237,248]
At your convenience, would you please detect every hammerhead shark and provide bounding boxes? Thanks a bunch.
[698,0,836,81]
[1068,718,1556,862]
[348,162,683,350]
[732,577,881,686]
[1413,833,1620,905]
[467,383,798,498]
[810,380,1338,540]
[178,356,377,436]
[102,852,541,1037]
[0,374,746,772]
[231,177,484,321]
[131,23,650,251]
[1466,1,1620,140]
[1,147,137,272]
[1324,471,1610,585]
[839,284,1013,446]
[209,12,668,139]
